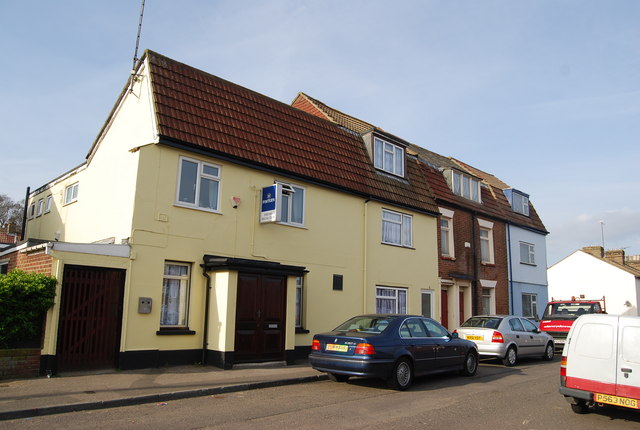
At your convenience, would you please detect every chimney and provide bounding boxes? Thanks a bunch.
[626,255,640,270]
[604,249,626,265]
[582,246,604,258]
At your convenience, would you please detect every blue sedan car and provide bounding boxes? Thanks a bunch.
[309,314,478,390]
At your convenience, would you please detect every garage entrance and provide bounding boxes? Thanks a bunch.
[56,265,126,371]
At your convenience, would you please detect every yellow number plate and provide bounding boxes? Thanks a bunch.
[326,344,349,352]
[466,335,483,341]
[595,393,639,409]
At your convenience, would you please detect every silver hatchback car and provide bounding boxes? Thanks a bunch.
[455,315,555,366]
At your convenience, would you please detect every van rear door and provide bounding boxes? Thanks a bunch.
[616,316,640,400]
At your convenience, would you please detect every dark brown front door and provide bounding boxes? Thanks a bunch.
[441,289,449,329]
[234,273,286,362]
[56,265,125,371]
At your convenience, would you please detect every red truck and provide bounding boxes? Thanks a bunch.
[539,297,606,349]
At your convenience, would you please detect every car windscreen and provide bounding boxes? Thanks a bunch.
[542,303,596,320]
[461,317,502,329]
[334,316,395,334]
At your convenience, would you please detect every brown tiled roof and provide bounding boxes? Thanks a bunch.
[290,92,548,233]
[453,159,547,233]
[145,51,438,215]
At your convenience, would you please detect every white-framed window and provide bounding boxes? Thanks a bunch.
[478,219,494,264]
[382,209,413,248]
[522,293,537,318]
[176,157,221,212]
[440,217,454,257]
[451,171,481,203]
[44,195,52,213]
[519,241,535,265]
[512,192,530,216]
[376,286,407,314]
[295,276,304,328]
[278,182,305,226]
[28,203,35,219]
[421,290,434,318]
[481,288,493,315]
[160,262,191,327]
[36,199,44,217]
[373,137,405,177]
[64,183,79,205]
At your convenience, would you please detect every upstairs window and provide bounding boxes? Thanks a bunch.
[64,183,79,205]
[374,137,405,177]
[478,219,494,264]
[512,192,530,216]
[177,157,220,212]
[520,241,535,265]
[278,182,305,226]
[45,195,52,213]
[382,209,413,248]
[36,199,44,217]
[451,171,481,203]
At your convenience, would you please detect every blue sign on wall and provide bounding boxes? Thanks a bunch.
[260,185,278,223]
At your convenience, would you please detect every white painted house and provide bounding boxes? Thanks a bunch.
[547,246,640,316]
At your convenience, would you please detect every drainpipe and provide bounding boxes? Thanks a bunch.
[20,187,30,241]
[363,199,370,313]
[471,212,479,315]
[201,267,212,365]
[507,223,514,315]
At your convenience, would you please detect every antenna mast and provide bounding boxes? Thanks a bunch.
[132,0,146,70]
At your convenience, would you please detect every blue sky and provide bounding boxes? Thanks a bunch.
[1,0,638,265]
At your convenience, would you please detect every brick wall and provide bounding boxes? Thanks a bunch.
[16,248,53,274]
[438,206,510,315]
[0,349,41,380]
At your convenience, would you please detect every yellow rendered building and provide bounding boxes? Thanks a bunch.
[23,51,441,372]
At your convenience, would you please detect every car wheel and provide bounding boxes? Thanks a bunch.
[387,357,413,391]
[502,346,517,366]
[460,350,478,376]
[328,373,350,383]
[542,342,554,361]
[570,400,589,414]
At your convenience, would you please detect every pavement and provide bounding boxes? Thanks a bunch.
[0,361,327,421]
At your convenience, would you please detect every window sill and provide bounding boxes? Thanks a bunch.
[174,202,221,215]
[481,262,495,267]
[156,329,196,336]
[441,255,456,261]
[520,262,537,267]
[381,242,415,250]
[295,327,310,334]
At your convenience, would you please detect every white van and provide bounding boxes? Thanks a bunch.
[559,314,640,413]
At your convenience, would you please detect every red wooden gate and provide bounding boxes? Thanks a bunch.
[56,266,125,371]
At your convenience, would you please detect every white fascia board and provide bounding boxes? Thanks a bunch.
[49,242,130,258]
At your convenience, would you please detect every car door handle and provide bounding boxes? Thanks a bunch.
[621,368,632,373]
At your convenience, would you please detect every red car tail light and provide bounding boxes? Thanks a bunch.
[354,343,375,355]
[491,331,504,343]
[311,339,321,351]
[560,356,567,377]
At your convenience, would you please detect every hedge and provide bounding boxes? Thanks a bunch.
[0,270,57,349]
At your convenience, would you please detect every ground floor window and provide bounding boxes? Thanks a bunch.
[161,262,191,327]
[0,262,8,275]
[522,293,538,317]
[421,290,433,318]
[481,288,493,315]
[376,286,407,314]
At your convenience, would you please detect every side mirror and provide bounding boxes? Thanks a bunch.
[451,332,459,339]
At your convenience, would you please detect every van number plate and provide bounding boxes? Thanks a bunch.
[595,393,639,409]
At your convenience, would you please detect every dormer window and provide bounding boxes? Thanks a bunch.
[450,171,481,203]
[512,192,530,216]
[374,137,405,177]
